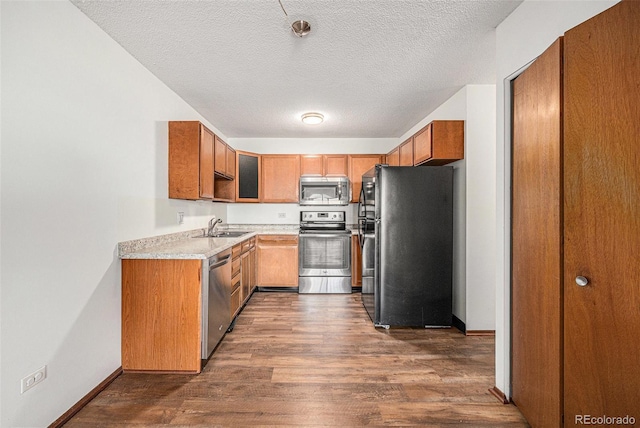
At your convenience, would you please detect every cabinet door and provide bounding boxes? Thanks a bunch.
[414,121,464,166]
[300,155,323,176]
[323,155,348,176]
[261,155,300,203]
[198,125,215,199]
[348,155,384,203]
[230,274,241,320]
[214,135,227,177]
[249,245,257,292]
[256,235,299,287]
[169,121,212,200]
[241,251,251,303]
[351,235,362,286]
[413,124,432,165]
[122,259,202,372]
[236,151,261,202]
[430,121,464,165]
[386,148,399,166]
[399,138,414,166]
[226,146,236,179]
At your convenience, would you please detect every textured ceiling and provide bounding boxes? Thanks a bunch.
[71,0,522,138]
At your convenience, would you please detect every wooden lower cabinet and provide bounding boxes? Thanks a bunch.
[257,235,299,287]
[122,259,202,373]
[231,237,257,319]
[351,235,362,286]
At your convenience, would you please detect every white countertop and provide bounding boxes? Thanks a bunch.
[119,226,300,260]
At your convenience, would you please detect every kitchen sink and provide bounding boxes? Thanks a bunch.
[195,231,251,238]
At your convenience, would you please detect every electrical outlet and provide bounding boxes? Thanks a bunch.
[21,366,47,394]
[277,212,286,219]
[177,212,184,224]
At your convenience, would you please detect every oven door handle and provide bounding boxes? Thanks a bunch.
[300,233,351,239]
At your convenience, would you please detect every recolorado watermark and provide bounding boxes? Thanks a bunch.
[575,415,636,425]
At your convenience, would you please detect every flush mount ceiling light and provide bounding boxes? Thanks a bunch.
[278,0,311,37]
[301,113,324,125]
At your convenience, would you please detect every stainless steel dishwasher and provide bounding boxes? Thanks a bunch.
[201,249,231,362]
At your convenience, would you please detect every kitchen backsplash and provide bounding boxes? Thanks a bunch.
[227,203,359,225]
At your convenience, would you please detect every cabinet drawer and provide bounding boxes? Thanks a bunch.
[257,235,299,245]
[231,257,241,278]
[231,272,241,292]
[232,244,242,259]
[242,239,251,253]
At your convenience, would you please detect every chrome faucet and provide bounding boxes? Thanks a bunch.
[207,217,223,236]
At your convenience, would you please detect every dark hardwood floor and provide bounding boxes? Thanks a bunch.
[64,292,528,427]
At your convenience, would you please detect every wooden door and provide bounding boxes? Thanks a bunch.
[323,155,348,176]
[563,1,640,422]
[261,155,300,202]
[399,138,414,166]
[199,126,215,199]
[348,155,384,203]
[511,38,563,428]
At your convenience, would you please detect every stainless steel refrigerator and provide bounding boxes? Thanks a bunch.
[358,165,453,328]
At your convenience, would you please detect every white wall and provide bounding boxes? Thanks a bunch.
[465,85,496,331]
[494,0,619,398]
[1,2,227,426]
[230,138,396,155]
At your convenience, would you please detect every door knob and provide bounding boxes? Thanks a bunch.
[575,276,589,287]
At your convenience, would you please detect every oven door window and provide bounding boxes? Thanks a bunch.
[299,235,351,275]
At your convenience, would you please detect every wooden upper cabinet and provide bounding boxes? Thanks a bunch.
[214,136,235,179]
[300,155,323,176]
[414,120,464,166]
[214,136,227,176]
[261,154,301,202]
[324,155,348,176]
[300,155,348,176]
[348,154,384,203]
[168,121,214,200]
[226,146,236,179]
[386,147,399,166]
[399,138,414,166]
[236,151,261,202]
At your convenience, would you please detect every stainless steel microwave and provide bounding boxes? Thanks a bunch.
[299,176,350,205]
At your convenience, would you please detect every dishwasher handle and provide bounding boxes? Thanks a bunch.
[209,254,231,270]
